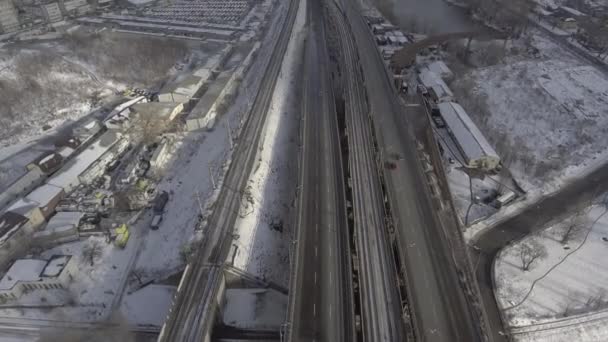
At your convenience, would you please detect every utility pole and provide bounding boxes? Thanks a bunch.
[208,165,216,190]
[226,123,234,149]
[195,188,205,218]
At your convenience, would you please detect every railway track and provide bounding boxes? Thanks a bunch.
[328,2,406,340]
[157,0,300,339]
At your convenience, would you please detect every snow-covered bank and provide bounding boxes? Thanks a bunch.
[230,0,306,288]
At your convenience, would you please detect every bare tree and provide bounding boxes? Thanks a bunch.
[82,240,103,266]
[519,239,547,271]
[560,208,588,244]
[130,113,165,145]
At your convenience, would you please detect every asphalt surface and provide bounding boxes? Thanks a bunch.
[339,1,482,341]
[472,161,608,341]
[157,0,299,339]
[287,1,355,340]
[330,2,405,341]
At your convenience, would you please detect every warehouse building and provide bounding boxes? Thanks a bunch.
[158,75,206,106]
[25,184,65,220]
[129,102,184,124]
[438,102,500,171]
[186,73,231,131]
[6,198,46,230]
[0,255,76,302]
[47,131,122,193]
[419,70,454,103]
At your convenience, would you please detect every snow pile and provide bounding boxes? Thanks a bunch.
[120,284,175,327]
[494,202,608,330]
[222,288,287,330]
[230,0,306,288]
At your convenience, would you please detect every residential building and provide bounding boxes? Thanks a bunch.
[25,184,65,219]
[41,2,63,23]
[0,0,19,34]
[59,0,91,16]
[438,102,500,171]
[0,255,76,302]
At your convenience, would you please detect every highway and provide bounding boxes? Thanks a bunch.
[157,0,300,339]
[329,2,406,341]
[286,0,355,339]
[338,0,483,341]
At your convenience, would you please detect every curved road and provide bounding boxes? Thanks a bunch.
[473,163,608,342]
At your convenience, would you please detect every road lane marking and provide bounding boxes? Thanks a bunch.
[329,271,332,285]
[329,303,332,320]
[314,272,317,284]
[315,246,318,257]
[313,303,316,316]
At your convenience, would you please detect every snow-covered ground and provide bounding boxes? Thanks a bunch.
[230,0,305,288]
[120,284,175,327]
[131,0,287,286]
[222,288,286,330]
[494,196,608,339]
[446,31,608,232]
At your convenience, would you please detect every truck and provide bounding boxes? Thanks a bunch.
[495,190,516,208]
[153,191,169,214]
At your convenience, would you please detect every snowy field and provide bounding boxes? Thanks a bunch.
[0,28,211,149]
[445,31,608,232]
[494,196,608,339]
[451,32,608,194]
[230,0,305,288]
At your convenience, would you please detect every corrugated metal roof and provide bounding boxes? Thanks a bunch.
[438,102,498,163]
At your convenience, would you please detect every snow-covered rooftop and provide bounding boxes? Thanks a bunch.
[6,198,41,216]
[26,184,63,207]
[559,5,586,17]
[41,255,71,277]
[0,212,28,242]
[43,212,83,235]
[0,259,46,290]
[131,102,183,120]
[428,61,453,79]
[438,102,499,163]
[47,131,120,191]
[223,289,287,330]
[420,70,454,99]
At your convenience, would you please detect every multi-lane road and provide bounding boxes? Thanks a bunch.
[338,0,483,341]
[157,0,299,339]
[286,0,355,339]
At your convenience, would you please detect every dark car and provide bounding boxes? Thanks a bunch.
[432,116,446,128]
[153,191,169,213]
